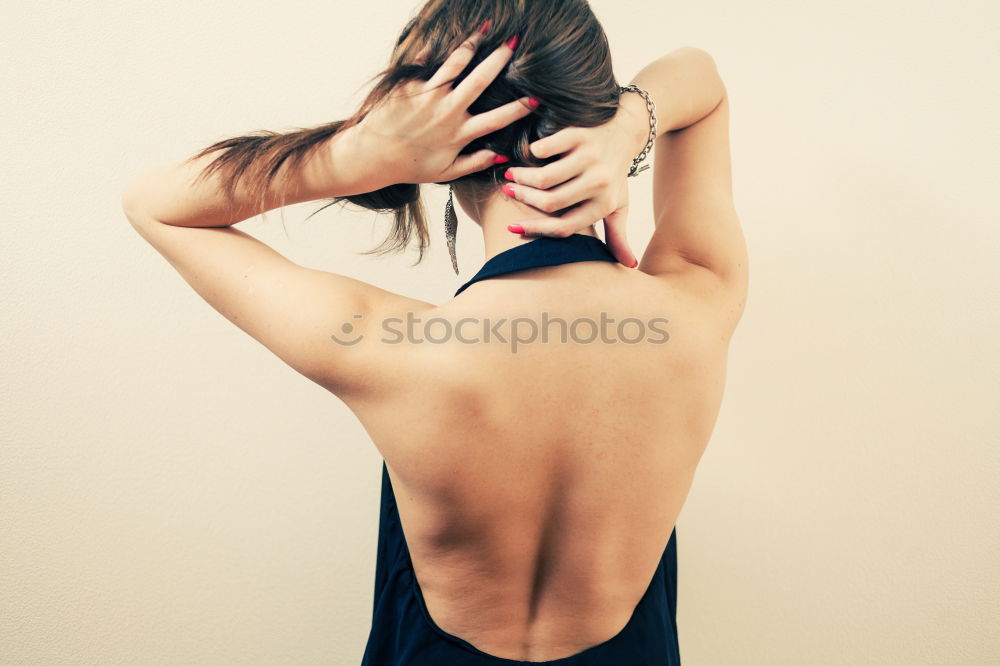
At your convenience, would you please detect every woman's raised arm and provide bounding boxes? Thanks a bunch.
[115,26,538,399]
[497,47,735,276]
[120,127,393,229]
[120,27,535,229]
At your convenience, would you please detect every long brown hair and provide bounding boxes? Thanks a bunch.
[184,0,620,262]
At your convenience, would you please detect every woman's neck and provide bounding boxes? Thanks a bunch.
[474,196,598,261]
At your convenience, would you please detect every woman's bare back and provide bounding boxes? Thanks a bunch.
[345,259,732,660]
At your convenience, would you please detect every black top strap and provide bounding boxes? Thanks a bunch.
[454,234,617,297]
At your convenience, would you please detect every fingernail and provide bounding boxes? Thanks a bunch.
[504,168,515,181]
[508,224,525,234]
[506,35,520,50]
[528,97,541,109]
[631,258,639,269]
[501,184,516,197]
[479,19,491,35]
[492,154,510,164]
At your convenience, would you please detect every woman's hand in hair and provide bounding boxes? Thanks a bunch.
[499,121,641,268]
[353,29,537,185]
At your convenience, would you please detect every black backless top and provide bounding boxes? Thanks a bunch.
[361,234,681,665]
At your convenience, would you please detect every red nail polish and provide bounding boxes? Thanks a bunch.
[508,224,525,234]
[504,168,515,181]
[479,19,491,35]
[528,97,540,109]
[492,154,509,165]
[501,184,516,197]
[631,258,639,269]
[506,35,520,50]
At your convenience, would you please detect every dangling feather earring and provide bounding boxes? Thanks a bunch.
[444,183,459,274]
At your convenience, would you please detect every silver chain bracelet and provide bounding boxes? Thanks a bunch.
[618,84,657,177]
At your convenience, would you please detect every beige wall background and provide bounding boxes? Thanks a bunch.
[2,0,997,663]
